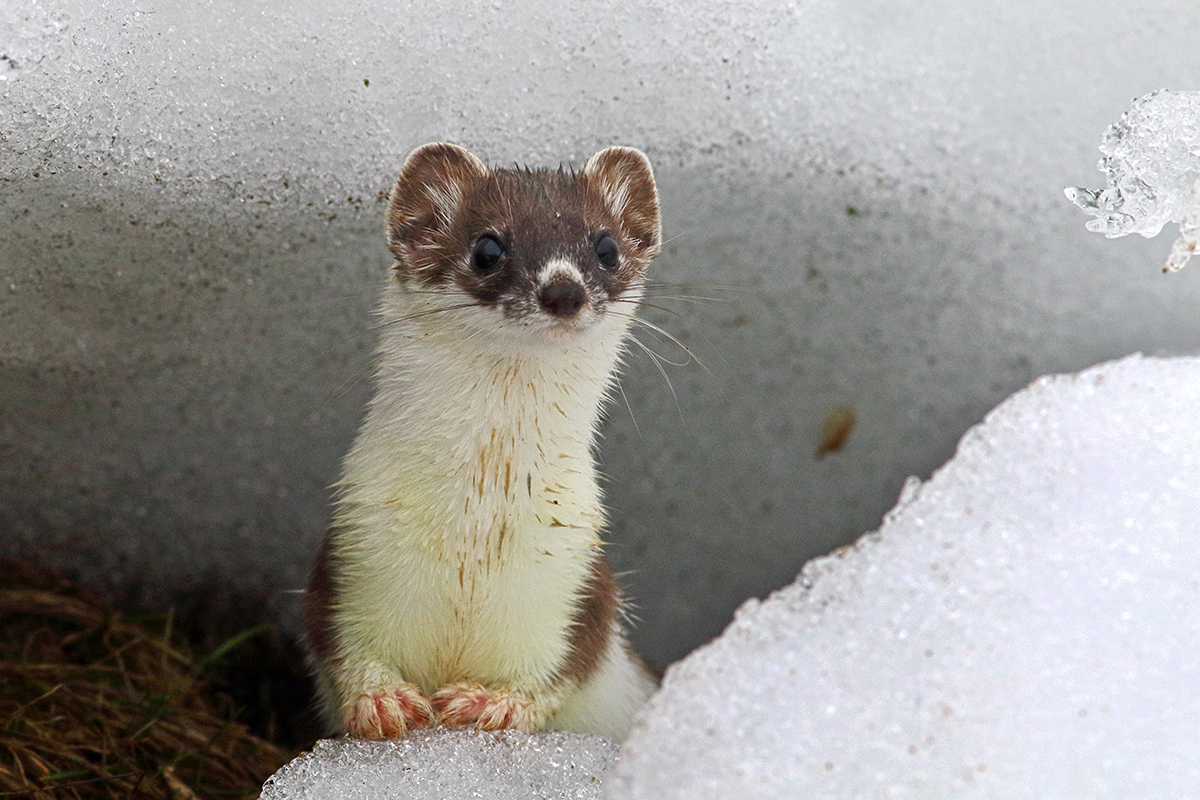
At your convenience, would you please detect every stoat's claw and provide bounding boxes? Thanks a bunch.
[476,690,534,732]
[431,681,491,726]
[347,684,434,739]
[431,682,535,732]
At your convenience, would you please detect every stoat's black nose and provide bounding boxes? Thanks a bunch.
[539,282,587,318]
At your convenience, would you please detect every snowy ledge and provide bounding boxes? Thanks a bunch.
[264,353,1200,799]
[260,730,618,800]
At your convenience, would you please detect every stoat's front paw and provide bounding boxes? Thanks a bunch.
[431,681,535,732]
[346,683,434,739]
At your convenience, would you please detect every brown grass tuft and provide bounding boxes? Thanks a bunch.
[0,558,291,799]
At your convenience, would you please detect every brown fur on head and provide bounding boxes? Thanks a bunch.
[384,143,661,324]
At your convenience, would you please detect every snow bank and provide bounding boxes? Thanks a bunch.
[611,354,1200,799]
[261,730,616,800]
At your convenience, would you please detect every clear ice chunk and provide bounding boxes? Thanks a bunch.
[261,730,618,800]
[1064,89,1200,271]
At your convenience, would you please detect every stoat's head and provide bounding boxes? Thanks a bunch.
[384,142,661,342]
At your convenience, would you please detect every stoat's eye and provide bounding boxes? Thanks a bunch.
[594,235,619,269]
[472,235,505,273]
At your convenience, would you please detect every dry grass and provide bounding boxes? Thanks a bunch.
[0,558,291,799]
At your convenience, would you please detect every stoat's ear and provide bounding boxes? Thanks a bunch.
[584,146,662,260]
[387,142,488,259]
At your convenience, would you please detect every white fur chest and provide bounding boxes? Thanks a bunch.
[328,289,629,694]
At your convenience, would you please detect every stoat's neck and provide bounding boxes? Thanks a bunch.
[335,285,632,563]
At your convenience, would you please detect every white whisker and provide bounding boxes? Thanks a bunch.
[614,374,642,439]
[369,301,480,331]
[631,315,709,375]
[628,334,683,419]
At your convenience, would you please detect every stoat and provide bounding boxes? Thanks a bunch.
[304,142,662,741]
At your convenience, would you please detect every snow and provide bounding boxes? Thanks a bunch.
[610,354,1200,799]
[260,730,617,800]
[1065,89,1200,272]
